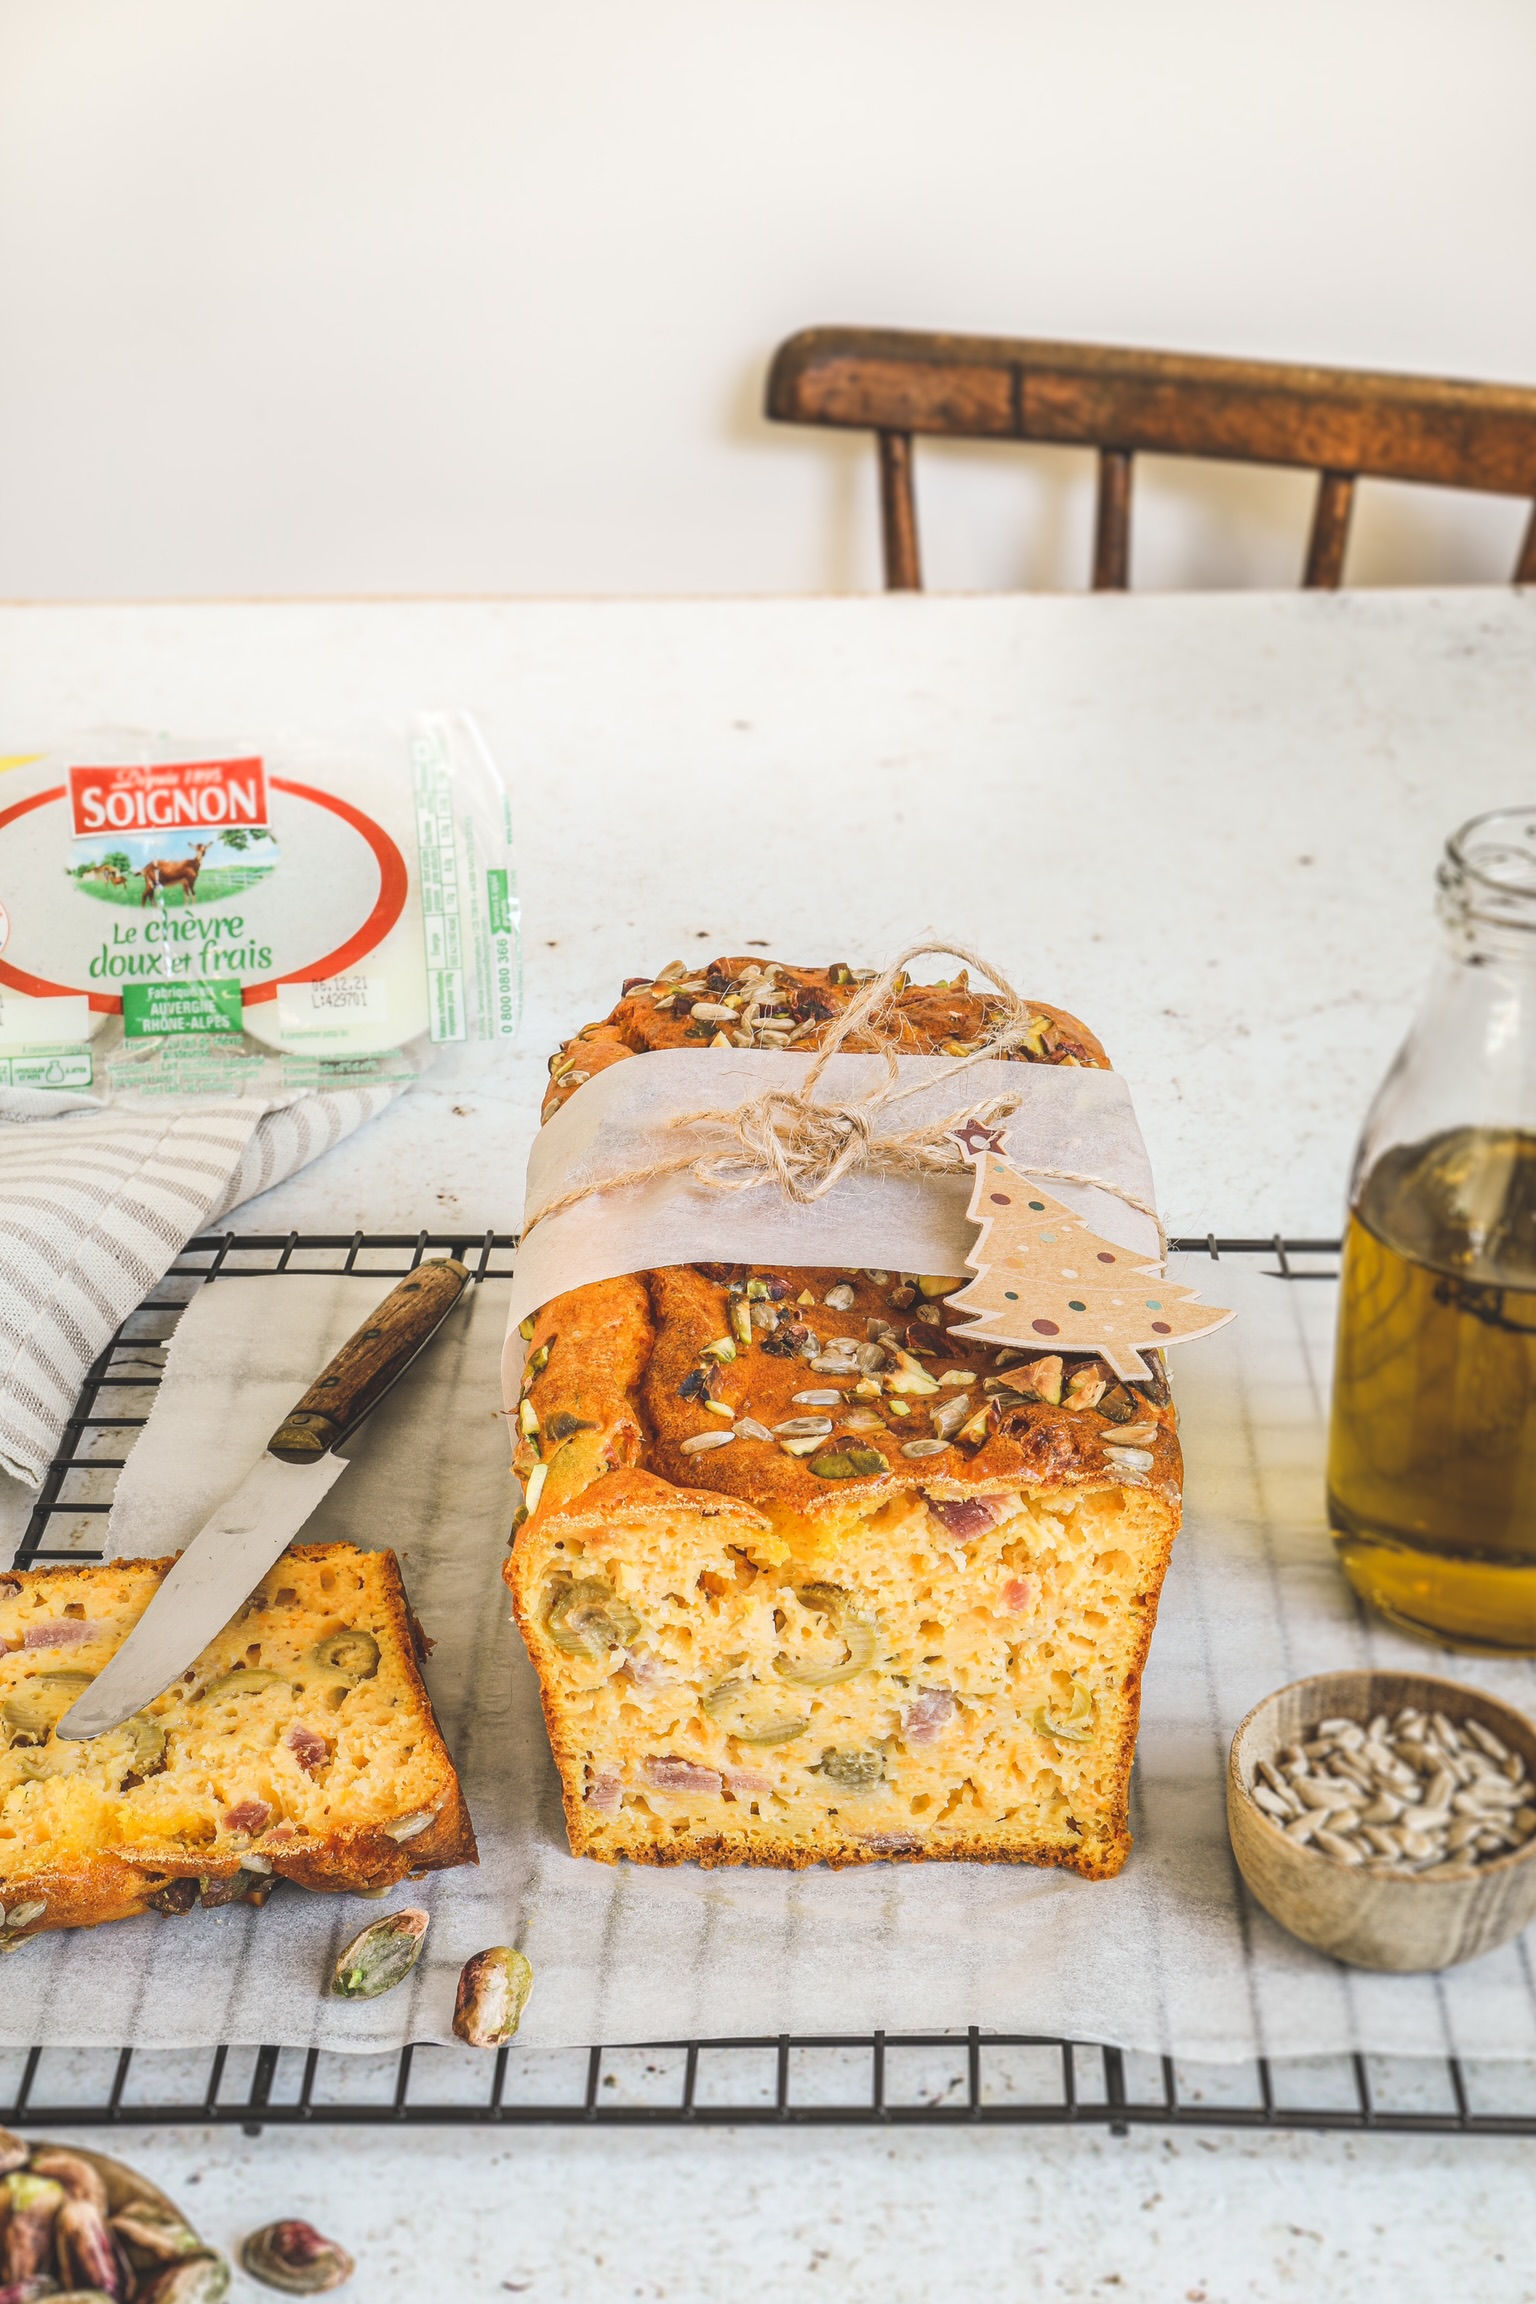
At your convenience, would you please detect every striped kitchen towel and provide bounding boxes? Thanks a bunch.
[0,1085,397,1484]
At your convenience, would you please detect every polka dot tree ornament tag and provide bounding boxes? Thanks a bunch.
[946,1141,1233,1378]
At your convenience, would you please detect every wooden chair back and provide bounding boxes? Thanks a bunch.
[765,326,1536,592]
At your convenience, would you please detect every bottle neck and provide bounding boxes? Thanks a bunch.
[1354,809,1536,1202]
[1438,807,1536,967]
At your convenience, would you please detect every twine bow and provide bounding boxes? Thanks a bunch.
[526,941,1167,1261]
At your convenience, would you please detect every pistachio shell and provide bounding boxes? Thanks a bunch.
[0,2127,26,2177]
[452,1946,535,2048]
[331,1907,429,1999]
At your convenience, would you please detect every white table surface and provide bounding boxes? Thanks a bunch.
[2,587,1534,1240]
[6,587,1536,2299]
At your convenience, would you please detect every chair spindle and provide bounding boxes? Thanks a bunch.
[877,431,922,590]
[1304,471,1357,588]
[1093,449,1133,590]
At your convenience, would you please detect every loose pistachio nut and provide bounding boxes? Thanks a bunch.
[2,1671,92,1745]
[308,1630,379,1680]
[240,2221,354,2295]
[543,1577,639,1660]
[452,1946,535,2048]
[331,1907,429,1999]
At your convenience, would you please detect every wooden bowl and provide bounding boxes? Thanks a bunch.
[1228,1670,1536,1973]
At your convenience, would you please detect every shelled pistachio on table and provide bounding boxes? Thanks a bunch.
[453,1946,535,2047]
[330,1907,429,1999]
[1248,1707,1536,1876]
[240,2222,354,2296]
[0,2130,227,2302]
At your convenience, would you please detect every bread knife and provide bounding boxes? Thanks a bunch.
[56,1256,472,1742]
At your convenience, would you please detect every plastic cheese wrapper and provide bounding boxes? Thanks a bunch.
[0,711,521,1099]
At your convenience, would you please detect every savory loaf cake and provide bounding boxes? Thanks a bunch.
[0,1543,476,1947]
[507,958,1180,1879]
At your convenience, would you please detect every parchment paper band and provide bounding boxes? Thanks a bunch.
[503,1051,1159,1397]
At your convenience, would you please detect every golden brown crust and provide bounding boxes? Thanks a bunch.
[0,1544,476,1946]
[507,955,1174,1879]
[540,958,1108,1123]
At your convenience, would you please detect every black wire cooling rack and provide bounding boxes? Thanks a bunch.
[8,1229,1536,2139]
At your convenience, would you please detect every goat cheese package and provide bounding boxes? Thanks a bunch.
[0,713,520,1097]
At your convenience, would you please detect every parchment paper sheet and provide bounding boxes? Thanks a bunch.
[8,1259,1536,2062]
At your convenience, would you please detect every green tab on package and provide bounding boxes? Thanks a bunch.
[122,979,244,1037]
[486,868,515,936]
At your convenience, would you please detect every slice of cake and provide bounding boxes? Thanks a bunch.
[0,1543,475,1946]
[505,959,1180,1878]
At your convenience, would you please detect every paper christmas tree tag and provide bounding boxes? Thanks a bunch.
[945,1132,1233,1380]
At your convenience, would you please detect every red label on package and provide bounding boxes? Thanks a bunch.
[68,757,269,838]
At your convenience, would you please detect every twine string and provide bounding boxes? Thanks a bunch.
[525,940,1167,1262]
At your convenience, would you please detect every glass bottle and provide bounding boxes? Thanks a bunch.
[1328,806,1536,1652]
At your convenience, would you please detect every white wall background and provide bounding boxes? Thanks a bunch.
[2,0,1534,601]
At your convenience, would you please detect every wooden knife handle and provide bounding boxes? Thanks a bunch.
[268,1258,471,1462]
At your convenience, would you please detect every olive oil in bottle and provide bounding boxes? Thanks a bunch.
[1329,1127,1536,1650]
[1329,805,1536,1651]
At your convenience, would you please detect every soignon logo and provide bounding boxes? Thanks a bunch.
[68,757,268,837]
